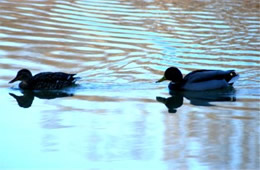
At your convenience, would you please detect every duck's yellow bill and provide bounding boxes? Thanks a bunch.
[156,76,166,83]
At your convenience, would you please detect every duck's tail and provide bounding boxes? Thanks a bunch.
[72,74,81,83]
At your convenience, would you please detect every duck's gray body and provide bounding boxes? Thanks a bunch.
[168,69,239,91]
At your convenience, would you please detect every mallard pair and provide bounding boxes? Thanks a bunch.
[9,67,239,91]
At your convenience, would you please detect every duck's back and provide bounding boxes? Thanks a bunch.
[31,72,77,90]
[180,70,238,91]
[184,70,236,83]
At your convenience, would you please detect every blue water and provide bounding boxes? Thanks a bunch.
[0,0,259,169]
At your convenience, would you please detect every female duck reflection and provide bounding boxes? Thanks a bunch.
[156,67,239,113]
[9,90,74,108]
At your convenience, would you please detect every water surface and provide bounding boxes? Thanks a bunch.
[0,0,259,169]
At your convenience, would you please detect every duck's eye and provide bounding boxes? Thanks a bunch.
[230,72,233,76]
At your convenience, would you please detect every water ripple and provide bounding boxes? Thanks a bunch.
[0,0,259,169]
[0,0,259,92]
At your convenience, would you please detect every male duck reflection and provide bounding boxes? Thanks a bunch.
[156,67,239,91]
[156,87,237,113]
[9,69,79,90]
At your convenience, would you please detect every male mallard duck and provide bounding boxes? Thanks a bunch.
[9,69,79,90]
[156,67,239,91]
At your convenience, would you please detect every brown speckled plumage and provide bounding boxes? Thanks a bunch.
[9,69,79,90]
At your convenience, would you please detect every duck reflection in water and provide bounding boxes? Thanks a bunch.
[157,87,237,113]
[9,90,73,108]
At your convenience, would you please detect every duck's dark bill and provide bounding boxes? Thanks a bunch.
[156,76,166,83]
[9,77,18,83]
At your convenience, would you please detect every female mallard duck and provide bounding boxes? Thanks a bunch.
[156,67,239,91]
[9,69,79,90]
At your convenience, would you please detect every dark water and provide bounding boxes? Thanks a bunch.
[0,0,259,169]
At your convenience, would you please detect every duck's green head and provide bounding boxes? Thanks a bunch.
[156,67,183,83]
[9,69,32,84]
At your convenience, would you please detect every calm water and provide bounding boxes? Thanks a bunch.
[0,0,259,169]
